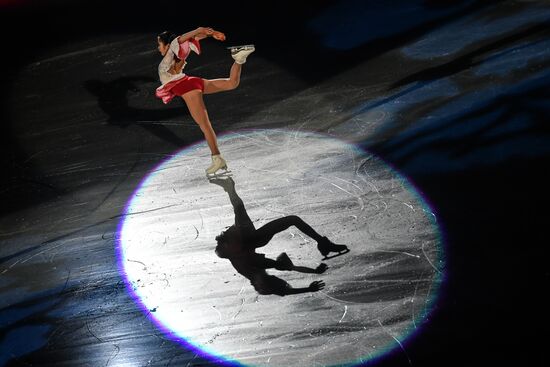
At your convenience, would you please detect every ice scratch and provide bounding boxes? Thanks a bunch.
[232,298,245,320]
[326,181,365,211]
[377,319,412,366]
[192,225,199,240]
[338,305,348,323]
[211,306,222,322]
[422,241,442,274]
[378,250,420,258]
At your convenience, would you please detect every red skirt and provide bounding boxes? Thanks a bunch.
[156,75,204,104]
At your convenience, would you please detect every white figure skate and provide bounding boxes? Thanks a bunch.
[206,154,230,177]
[228,45,255,64]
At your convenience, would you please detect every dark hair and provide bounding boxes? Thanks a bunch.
[157,31,177,45]
[214,231,230,258]
[214,227,239,259]
[215,243,229,258]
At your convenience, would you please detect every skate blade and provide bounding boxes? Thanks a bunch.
[206,169,233,179]
[322,248,350,260]
[226,44,255,51]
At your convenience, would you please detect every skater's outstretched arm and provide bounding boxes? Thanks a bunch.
[253,273,325,296]
[273,253,327,274]
[253,255,327,275]
[283,281,326,295]
[177,27,226,43]
[292,263,328,274]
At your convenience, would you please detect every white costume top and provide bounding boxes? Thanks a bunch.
[157,37,201,86]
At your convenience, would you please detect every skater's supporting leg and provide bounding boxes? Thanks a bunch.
[227,184,254,230]
[253,215,324,248]
[181,90,220,155]
[203,63,242,94]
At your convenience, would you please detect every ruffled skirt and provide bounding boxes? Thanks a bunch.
[155,75,205,104]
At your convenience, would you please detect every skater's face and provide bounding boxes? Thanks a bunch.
[157,37,169,56]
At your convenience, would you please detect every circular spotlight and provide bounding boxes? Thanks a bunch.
[117,129,445,367]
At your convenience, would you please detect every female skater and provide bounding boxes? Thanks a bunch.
[155,27,255,175]
[210,177,349,296]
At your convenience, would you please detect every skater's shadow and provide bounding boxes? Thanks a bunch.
[84,76,188,147]
[209,176,349,296]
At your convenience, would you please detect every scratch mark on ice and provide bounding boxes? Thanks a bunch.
[422,241,442,274]
[326,181,365,211]
[377,319,412,366]
[378,250,420,258]
[339,305,348,323]
[211,306,222,322]
[232,298,245,320]
[192,225,199,240]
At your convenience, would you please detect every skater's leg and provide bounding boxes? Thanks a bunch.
[227,186,254,230]
[253,215,324,248]
[254,215,348,257]
[203,63,242,95]
[210,177,254,233]
[181,90,220,155]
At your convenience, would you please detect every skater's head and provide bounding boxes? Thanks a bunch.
[157,31,177,56]
[214,242,229,258]
[214,226,241,258]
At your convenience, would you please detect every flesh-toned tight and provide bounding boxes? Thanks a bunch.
[180,62,242,155]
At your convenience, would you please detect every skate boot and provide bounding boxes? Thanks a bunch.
[206,154,228,176]
[317,236,349,259]
[228,45,255,64]
[275,252,294,271]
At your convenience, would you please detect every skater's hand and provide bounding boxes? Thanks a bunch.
[212,31,226,41]
[308,280,325,292]
[315,263,328,274]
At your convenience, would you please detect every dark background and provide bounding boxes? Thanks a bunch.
[1,0,549,366]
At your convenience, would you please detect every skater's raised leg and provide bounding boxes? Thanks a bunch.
[252,215,323,248]
[254,215,348,257]
[203,45,254,95]
[203,62,242,94]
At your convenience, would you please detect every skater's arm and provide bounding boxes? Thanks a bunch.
[176,28,207,43]
[177,27,225,43]
[291,263,328,274]
[282,281,326,295]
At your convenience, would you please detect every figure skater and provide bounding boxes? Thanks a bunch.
[155,27,255,175]
[210,177,349,296]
